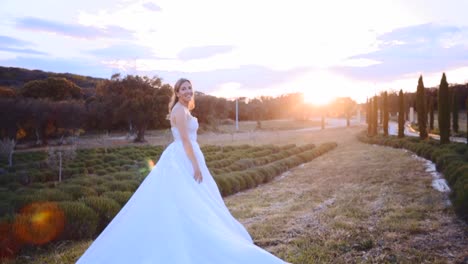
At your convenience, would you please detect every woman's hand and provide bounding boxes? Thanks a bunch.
[193,166,203,183]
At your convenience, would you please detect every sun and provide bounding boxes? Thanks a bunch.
[303,90,336,106]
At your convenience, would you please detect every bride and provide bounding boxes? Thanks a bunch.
[76,78,290,263]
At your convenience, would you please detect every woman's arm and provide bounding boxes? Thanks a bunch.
[173,106,203,183]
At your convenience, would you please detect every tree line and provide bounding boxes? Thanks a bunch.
[0,74,327,146]
[366,72,468,144]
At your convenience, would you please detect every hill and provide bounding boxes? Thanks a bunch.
[0,66,105,89]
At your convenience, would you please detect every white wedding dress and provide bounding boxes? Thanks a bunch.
[77,113,288,263]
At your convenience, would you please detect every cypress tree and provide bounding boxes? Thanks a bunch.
[366,98,369,124]
[438,73,450,144]
[452,88,459,133]
[367,98,373,136]
[373,95,378,135]
[383,91,389,136]
[429,95,434,131]
[379,97,383,124]
[416,75,428,139]
[466,97,468,144]
[398,89,405,138]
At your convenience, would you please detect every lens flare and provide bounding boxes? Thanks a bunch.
[13,202,65,245]
[0,221,21,259]
[147,159,155,170]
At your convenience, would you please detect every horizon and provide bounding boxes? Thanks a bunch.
[1,0,468,104]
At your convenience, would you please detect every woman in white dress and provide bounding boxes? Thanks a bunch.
[76,78,290,263]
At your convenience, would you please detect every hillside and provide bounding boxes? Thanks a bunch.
[0,66,105,89]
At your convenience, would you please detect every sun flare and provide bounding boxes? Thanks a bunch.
[303,91,336,106]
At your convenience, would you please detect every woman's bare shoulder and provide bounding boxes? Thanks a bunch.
[171,104,189,122]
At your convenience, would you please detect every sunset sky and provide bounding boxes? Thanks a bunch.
[1,0,468,104]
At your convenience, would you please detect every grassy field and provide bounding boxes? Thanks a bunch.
[2,124,468,263]
[216,119,323,133]
[15,119,324,153]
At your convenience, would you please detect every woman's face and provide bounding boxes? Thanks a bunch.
[177,81,193,103]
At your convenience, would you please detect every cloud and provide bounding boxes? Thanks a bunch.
[0,35,46,55]
[16,17,134,40]
[139,64,311,94]
[88,43,159,60]
[177,45,235,60]
[0,35,31,46]
[333,23,468,82]
[142,2,162,12]
[0,47,46,55]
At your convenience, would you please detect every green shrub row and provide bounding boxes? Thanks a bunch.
[357,132,468,221]
[214,142,337,197]
[0,142,337,253]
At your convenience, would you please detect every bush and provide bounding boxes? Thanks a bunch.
[11,194,37,211]
[102,180,139,192]
[225,176,240,194]
[81,196,121,233]
[101,191,133,206]
[213,175,231,197]
[452,175,468,218]
[0,200,14,216]
[57,184,97,200]
[58,201,98,240]
[112,172,135,181]
[34,188,73,202]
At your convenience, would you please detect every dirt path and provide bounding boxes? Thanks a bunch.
[224,128,468,263]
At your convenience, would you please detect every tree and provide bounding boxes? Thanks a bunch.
[366,98,369,124]
[97,75,170,142]
[416,75,428,139]
[367,98,372,136]
[0,138,16,167]
[372,96,378,136]
[0,86,16,98]
[428,95,434,131]
[383,91,389,136]
[55,100,86,143]
[398,90,405,138]
[20,77,82,101]
[452,88,459,133]
[466,97,468,144]
[438,73,450,144]
[19,99,56,145]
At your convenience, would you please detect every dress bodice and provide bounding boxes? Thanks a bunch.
[171,115,198,142]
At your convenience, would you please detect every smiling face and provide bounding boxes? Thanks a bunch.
[176,80,193,105]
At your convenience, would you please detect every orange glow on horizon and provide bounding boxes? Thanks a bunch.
[303,91,336,106]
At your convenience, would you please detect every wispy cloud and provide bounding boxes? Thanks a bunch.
[0,35,31,46]
[0,35,46,55]
[142,2,162,12]
[0,47,46,55]
[333,23,468,81]
[141,64,311,93]
[16,17,134,40]
[88,43,159,60]
[177,45,235,60]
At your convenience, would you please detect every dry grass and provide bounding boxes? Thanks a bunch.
[224,126,468,263]
[4,124,468,263]
[216,119,322,133]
